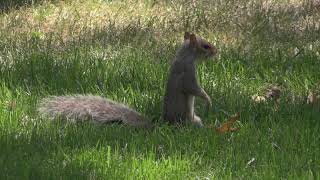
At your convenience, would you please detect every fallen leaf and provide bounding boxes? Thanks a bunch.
[215,112,240,134]
[266,85,281,102]
[252,85,281,104]
[251,94,266,103]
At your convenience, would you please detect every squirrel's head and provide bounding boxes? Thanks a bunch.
[183,32,217,60]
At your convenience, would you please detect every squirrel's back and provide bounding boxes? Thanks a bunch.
[38,95,152,128]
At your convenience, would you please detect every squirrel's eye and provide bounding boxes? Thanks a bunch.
[203,45,210,49]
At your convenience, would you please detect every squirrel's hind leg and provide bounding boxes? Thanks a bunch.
[187,95,204,127]
[191,115,204,127]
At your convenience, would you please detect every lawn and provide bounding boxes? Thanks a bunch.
[0,0,319,179]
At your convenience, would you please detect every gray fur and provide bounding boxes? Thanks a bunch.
[38,95,152,128]
[162,33,217,126]
[38,32,216,128]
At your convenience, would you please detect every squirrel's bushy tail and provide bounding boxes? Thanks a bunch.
[38,95,153,128]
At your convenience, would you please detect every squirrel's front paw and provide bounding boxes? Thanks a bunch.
[192,121,204,128]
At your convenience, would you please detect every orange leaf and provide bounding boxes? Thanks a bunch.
[215,112,240,134]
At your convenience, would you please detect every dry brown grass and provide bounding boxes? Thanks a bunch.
[0,0,319,55]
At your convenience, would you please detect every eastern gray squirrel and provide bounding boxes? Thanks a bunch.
[38,32,217,127]
[162,32,217,127]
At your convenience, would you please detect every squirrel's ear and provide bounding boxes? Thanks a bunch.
[184,32,191,40]
[189,34,197,46]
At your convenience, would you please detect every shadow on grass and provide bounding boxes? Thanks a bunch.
[0,120,213,178]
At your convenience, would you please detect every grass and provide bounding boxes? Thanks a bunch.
[0,0,320,179]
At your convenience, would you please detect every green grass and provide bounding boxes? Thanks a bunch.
[0,0,319,179]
